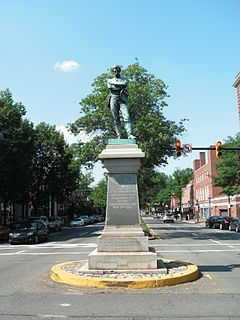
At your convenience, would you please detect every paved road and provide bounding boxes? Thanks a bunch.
[0,218,239,319]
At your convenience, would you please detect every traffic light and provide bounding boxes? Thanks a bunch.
[176,140,181,157]
[216,141,222,158]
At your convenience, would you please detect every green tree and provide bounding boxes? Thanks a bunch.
[172,168,193,210]
[214,133,240,196]
[69,60,186,204]
[91,176,108,213]
[156,174,174,207]
[143,172,168,205]
[67,172,94,217]
[31,122,78,215]
[0,89,35,222]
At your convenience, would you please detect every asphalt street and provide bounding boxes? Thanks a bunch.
[0,217,239,320]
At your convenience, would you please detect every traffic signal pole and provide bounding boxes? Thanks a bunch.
[189,147,240,151]
[174,140,240,156]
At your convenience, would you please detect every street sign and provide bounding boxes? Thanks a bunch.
[183,144,192,153]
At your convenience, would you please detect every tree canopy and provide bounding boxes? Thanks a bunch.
[70,60,186,205]
[0,89,35,219]
[0,89,88,220]
[90,175,108,213]
[31,122,79,215]
[172,168,193,207]
[214,133,240,196]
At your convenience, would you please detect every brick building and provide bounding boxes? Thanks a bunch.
[233,72,240,127]
[182,180,194,215]
[193,148,240,219]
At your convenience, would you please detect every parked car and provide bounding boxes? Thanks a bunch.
[0,224,10,240]
[9,220,48,244]
[88,216,95,224]
[212,216,232,230]
[28,216,50,229]
[98,215,105,222]
[90,215,100,223]
[163,214,174,223]
[69,218,84,227]
[48,216,62,231]
[229,217,240,232]
[205,216,219,228]
[79,215,92,225]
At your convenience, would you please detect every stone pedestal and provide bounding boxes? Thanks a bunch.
[88,140,157,270]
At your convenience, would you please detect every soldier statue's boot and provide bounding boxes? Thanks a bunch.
[125,122,136,140]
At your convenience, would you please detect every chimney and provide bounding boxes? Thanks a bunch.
[193,159,200,171]
[199,152,206,167]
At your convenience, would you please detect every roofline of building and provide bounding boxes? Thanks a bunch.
[194,163,208,173]
[233,72,240,88]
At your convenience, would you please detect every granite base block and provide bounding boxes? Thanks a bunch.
[100,226,145,237]
[88,249,158,270]
[97,236,149,252]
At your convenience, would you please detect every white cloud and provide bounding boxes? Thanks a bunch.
[54,60,80,72]
[56,125,92,144]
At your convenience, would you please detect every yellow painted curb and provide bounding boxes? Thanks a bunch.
[50,259,199,289]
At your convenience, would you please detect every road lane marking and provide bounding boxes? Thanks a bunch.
[152,243,240,247]
[59,304,71,307]
[156,249,240,253]
[2,247,239,256]
[0,252,17,255]
[17,251,92,255]
[0,243,97,249]
[78,232,89,237]
[209,239,222,244]
[15,250,26,254]
[38,315,67,319]
[32,243,97,248]
[191,233,198,236]
[0,251,92,256]
[209,239,235,249]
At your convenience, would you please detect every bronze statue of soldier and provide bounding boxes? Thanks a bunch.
[107,65,135,139]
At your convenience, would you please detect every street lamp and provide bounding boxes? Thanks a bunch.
[208,196,211,218]
[195,199,199,223]
[228,195,231,217]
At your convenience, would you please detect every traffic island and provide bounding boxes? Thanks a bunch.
[50,259,199,289]
[50,141,199,289]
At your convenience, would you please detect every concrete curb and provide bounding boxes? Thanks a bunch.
[50,259,199,289]
[148,227,161,239]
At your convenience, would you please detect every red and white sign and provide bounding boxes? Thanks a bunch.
[183,144,192,153]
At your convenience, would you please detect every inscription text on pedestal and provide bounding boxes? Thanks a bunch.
[107,174,140,225]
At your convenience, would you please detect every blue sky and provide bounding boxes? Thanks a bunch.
[0,0,240,183]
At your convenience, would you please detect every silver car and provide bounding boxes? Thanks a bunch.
[69,218,84,227]
[163,214,175,223]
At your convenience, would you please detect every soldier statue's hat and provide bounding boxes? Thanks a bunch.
[112,65,121,70]
[120,89,129,102]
